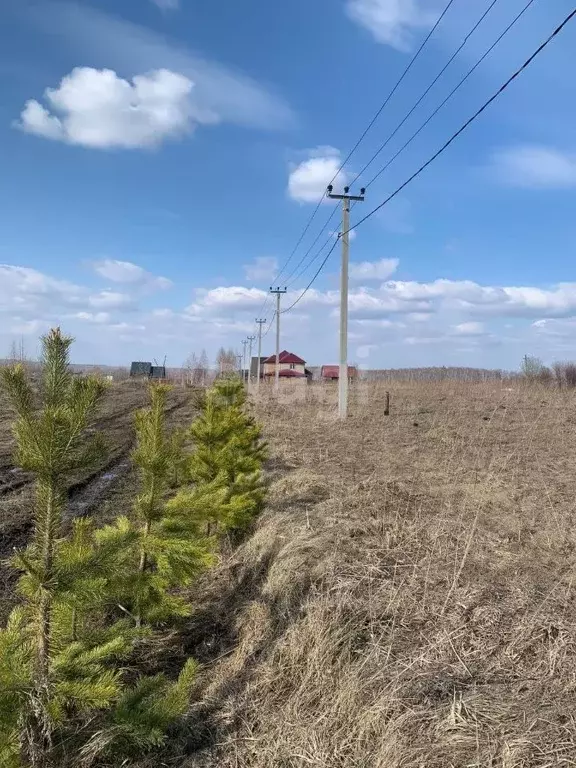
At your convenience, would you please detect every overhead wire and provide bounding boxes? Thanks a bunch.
[284,208,339,286]
[345,6,576,236]
[349,0,503,188]
[269,0,459,286]
[282,5,576,313]
[281,239,340,314]
[285,0,511,286]
[363,0,537,190]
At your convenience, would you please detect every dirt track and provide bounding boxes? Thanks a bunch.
[0,382,195,621]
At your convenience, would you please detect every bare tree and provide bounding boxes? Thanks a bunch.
[198,349,209,386]
[216,347,237,375]
[7,337,27,364]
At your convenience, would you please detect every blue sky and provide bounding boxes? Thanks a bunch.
[2,0,576,369]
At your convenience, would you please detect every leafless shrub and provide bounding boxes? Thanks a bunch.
[551,361,576,389]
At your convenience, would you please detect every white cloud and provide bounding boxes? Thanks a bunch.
[107,322,146,332]
[187,286,268,316]
[243,256,278,282]
[93,259,172,289]
[0,264,83,313]
[345,0,437,51]
[288,147,350,204]
[451,321,485,336]
[356,343,378,358]
[10,320,50,336]
[31,3,294,132]
[350,257,399,282]
[532,318,576,337]
[17,67,204,149]
[73,311,111,324]
[490,145,576,189]
[88,290,134,310]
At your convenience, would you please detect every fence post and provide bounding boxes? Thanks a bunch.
[384,391,390,416]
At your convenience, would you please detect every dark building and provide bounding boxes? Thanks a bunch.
[150,365,166,379]
[130,361,152,377]
[250,356,268,379]
[130,361,166,379]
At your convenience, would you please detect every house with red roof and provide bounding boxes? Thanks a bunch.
[263,350,307,379]
[321,365,358,381]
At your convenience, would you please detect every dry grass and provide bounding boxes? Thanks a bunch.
[171,380,576,768]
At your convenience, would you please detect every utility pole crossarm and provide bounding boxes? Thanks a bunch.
[326,185,365,420]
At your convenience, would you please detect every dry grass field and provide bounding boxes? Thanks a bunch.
[3,376,576,766]
[173,379,576,768]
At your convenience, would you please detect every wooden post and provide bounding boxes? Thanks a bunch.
[384,391,390,416]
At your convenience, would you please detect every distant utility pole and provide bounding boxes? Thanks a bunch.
[327,184,365,419]
[269,287,287,392]
[236,354,242,374]
[246,335,255,389]
[241,339,248,382]
[255,318,267,391]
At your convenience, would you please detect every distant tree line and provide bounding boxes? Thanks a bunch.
[521,355,576,388]
[361,366,509,382]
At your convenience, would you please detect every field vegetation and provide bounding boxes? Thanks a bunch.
[2,338,576,767]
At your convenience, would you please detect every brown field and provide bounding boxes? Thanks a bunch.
[176,379,576,768]
[3,377,576,766]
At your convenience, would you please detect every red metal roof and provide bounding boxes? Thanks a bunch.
[321,365,358,379]
[263,350,306,365]
[264,368,306,378]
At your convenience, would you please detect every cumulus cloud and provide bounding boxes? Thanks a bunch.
[17,67,205,149]
[186,286,268,316]
[0,264,83,314]
[88,290,134,310]
[29,3,294,132]
[243,256,278,282]
[490,145,576,188]
[288,147,350,203]
[451,321,485,336]
[350,258,399,282]
[532,318,576,337]
[73,312,111,324]
[93,259,172,289]
[345,0,437,51]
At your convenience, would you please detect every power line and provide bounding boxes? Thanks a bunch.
[350,0,503,187]
[280,5,575,314]
[284,208,339,286]
[281,238,340,314]
[363,0,537,190]
[345,6,576,236]
[285,0,499,288]
[287,232,335,288]
[270,0,459,285]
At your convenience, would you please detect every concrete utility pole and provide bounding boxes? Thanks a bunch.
[255,318,266,391]
[241,339,248,382]
[246,335,255,389]
[327,184,365,419]
[269,287,287,393]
